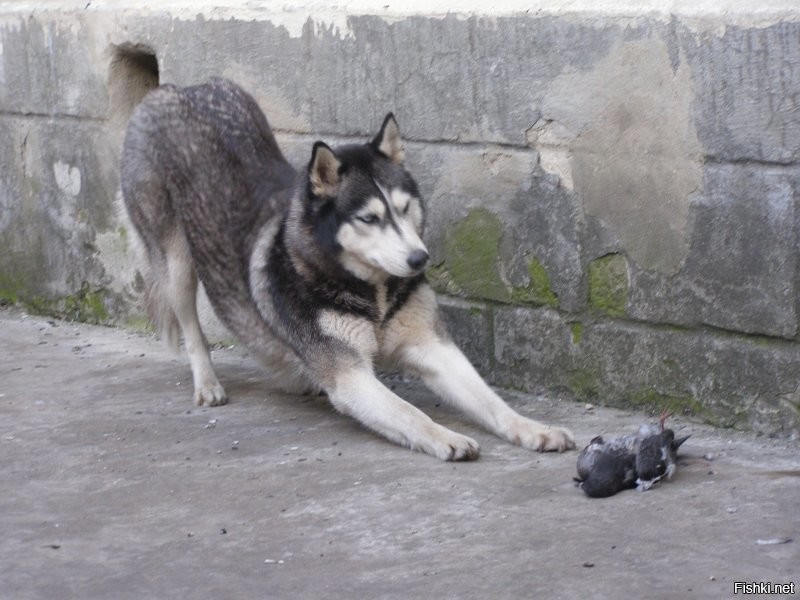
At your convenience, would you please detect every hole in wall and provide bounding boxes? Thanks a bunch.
[107,43,159,129]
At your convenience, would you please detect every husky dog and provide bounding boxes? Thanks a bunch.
[121,78,575,461]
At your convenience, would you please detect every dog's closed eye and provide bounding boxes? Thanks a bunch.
[357,214,380,225]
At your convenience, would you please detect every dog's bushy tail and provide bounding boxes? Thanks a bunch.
[120,115,184,354]
[123,209,181,352]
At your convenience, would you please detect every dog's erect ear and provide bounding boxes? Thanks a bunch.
[372,113,405,164]
[308,142,341,197]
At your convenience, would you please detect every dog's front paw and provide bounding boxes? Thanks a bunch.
[424,428,480,461]
[504,417,575,452]
[193,380,228,407]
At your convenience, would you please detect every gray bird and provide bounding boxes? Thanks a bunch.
[575,411,690,497]
[635,411,690,491]
[574,435,638,498]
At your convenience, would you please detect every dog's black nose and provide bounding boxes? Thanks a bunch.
[407,249,429,271]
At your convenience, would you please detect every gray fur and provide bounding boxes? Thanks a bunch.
[121,78,575,460]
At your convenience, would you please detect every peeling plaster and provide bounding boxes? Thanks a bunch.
[537,36,703,274]
[53,160,81,197]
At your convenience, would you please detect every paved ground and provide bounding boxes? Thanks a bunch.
[1,307,798,599]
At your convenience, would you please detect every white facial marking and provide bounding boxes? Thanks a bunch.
[336,183,428,281]
[357,197,385,222]
[374,181,393,213]
[390,189,412,215]
[373,181,420,225]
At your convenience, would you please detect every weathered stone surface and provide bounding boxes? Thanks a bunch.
[538,27,703,276]
[627,164,800,339]
[0,14,109,118]
[404,143,584,311]
[436,296,494,375]
[681,20,800,164]
[490,305,800,438]
[0,116,120,309]
[153,13,620,143]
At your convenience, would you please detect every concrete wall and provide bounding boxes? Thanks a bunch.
[1,1,799,437]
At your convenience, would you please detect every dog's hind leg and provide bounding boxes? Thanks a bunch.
[164,236,227,407]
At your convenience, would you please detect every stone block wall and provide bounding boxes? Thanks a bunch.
[1,2,798,436]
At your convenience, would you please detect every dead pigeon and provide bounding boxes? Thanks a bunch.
[635,411,690,491]
[574,435,638,498]
[575,411,690,497]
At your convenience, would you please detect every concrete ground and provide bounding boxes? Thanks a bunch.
[1,307,798,600]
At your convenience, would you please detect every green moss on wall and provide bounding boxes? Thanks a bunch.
[588,253,629,317]
[627,388,710,419]
[1,278,111,325]
[124,314,155,334]
[434,210,560,308]
[426,261,461,295]
[62,282,110,324]
[567,368,601,400]
[443,208,510,303]
[511,257,559,307]
[565,369,712,422]
[570,322,584,344]
[0,273,23,305]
